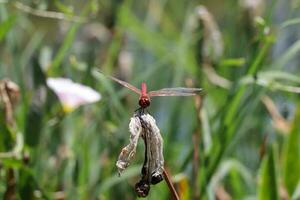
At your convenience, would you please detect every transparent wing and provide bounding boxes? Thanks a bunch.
[149,87,202,97]
[108,75,141,95]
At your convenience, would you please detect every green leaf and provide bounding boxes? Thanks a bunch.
[49,22,80,75]
[225,39,272,127]
[219,58,246,67]
[274,39,300,69]
[0,108,14,150]
[98,165,140,194]
[118,4,170,57]
[48,2,94,76]
[18,166,51,200]
[0,15,16,41]
[292,181,300,200]
[24,89,46,147]
[24,59,47,147]
[280,18,300,29]
[240,70,300,94]
[208,159,254,195]
[283,101,300,196]
[258,146,279,200]
[256,71,300,84]
[54,0,74,15]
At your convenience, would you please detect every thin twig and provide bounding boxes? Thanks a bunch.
[163,168,180,200]
[261,95,290,134]
[0,151,16,159]
[202,64,232,89]
[259,134,268,161]
[185,79,204,199]
[13,1,87,23]
[4,168,16,199]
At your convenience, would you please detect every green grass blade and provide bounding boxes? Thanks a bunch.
[225,40,272,126]
[0,15,16,41]
[274,39,300,69]
[48,1,94,76]
[258,146,279,200]
[280,18,300,29]
[49,23,79,76]
[283,101,300,196]
[98,165,140,194]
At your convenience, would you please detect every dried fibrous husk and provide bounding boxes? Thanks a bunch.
[116,113,164,178]
[118,50,133,82]
[139,114,164,181]
[0,79,20,125]
[116,115,143,174]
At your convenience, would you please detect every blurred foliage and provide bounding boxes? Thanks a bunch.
[0,0,300,199]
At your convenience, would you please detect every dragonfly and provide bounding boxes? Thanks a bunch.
[103,73,202,109]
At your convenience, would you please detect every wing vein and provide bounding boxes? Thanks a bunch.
[149,87,202,97]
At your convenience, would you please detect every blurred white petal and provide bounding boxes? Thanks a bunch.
[46,77,101,112]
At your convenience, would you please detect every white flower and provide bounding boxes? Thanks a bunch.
[46,77,101,112]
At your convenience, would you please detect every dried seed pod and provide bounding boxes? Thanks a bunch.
[135,179,150,198]
[116,114,164,176]
[139,114,164,180]
[116,113,165,197]
[151,171,164,185]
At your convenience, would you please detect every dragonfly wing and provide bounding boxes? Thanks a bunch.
[108,75,141,95]
[149,87,202,97]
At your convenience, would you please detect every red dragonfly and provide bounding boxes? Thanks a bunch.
[105,74,202,109]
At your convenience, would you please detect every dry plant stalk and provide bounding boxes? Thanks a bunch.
[194,5,224,63]
[189,6,232,89]
[261,95,290,134]
[215,185,232,200]
[116,115,144,174]
[116,113,178,198]
[0,79,20,126]
[0,79,20,200]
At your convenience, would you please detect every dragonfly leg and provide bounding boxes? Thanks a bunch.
[145,108,151,115]
[134,107,141,113]
[134,107,147,116]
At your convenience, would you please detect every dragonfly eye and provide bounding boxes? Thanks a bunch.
[139,97,150,108]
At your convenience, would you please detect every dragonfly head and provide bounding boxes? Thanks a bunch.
[139,96,150,108]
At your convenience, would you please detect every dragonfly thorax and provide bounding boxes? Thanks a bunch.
[139,96,150,108]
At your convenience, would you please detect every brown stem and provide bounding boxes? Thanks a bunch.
[4,168,16,200]
[192,132,200,199]
[259,133,268,162]
[193,94,203,199]
[13,2,87,23]
[163,168,180,200]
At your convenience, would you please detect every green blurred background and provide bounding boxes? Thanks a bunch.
[0,0,300,199]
